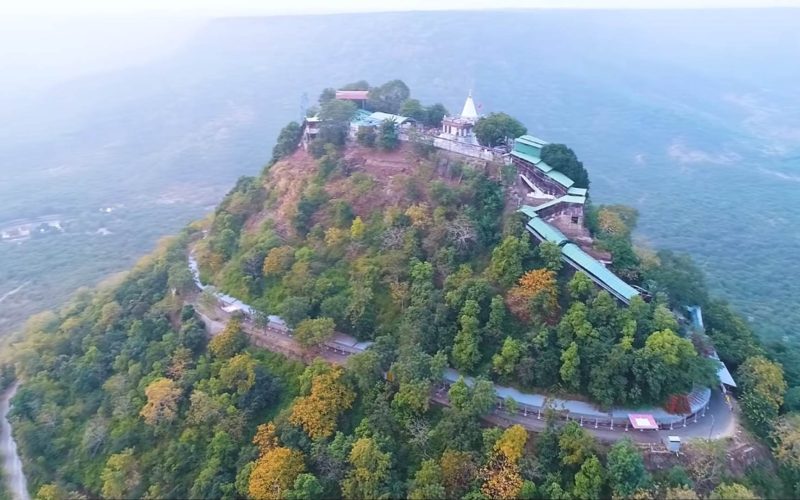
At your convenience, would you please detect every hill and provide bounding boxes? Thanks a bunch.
[2,82,797,500]
[3,10,800,348]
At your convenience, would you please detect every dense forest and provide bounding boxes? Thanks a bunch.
[2,81,799,499]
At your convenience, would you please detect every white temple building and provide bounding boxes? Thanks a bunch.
[440,91,480,144]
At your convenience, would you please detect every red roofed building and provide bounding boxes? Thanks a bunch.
[335,90,369,102]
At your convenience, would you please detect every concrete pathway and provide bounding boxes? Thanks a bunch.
[1,382,30,500]
[187,251,737,443]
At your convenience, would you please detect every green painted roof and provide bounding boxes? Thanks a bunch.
[546,169,575,189]
[561,243,639,302]
[518,205,539,219]
[531,195,586,213]
[516,135,549,148]
[568,187,588,196]
[513,135,548,158]
[511,151,554,172]
[526,217,569,246]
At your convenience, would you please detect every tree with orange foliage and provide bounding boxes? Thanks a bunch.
[481,453,524,499]
[248,447,306,500]
[140,378,182,426]
[440,450,477,498]
[481,425,528,498]
[494,424,528,463]
[290,366,355,439]
[262,245,294,277]
[505,269,560,323]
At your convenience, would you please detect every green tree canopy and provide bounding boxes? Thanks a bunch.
[540,143,590,189]
[474,112,527,147]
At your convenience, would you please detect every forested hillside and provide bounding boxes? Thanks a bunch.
[3,84,799,499]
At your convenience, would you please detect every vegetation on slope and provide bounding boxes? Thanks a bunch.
[3,81,798,499]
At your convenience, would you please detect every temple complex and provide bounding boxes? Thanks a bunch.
[439,91,479,143]
[510,135,638,304]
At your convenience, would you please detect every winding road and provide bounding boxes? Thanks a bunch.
[1,383,29,500]
[188,252,737,444]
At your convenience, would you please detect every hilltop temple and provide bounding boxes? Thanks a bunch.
[439,91,480,144]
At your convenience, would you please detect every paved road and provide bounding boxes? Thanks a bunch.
[188,251,736,444]
[1,382,30,500]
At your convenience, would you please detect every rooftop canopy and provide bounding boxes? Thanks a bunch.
[336,90,369,100]
[561,243,639,303]
[628,413,659,430]
[525,217,569,246]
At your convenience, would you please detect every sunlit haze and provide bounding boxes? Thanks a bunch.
[4,0,800,16]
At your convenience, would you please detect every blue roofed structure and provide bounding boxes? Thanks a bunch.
[526,216,569,246]
[561,243,639,303]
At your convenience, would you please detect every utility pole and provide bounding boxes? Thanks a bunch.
[707,413,715,441]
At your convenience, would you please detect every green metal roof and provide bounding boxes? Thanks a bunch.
[526,217,569,246]
[561,243,639,302]
[511,151,554,172]
[531,195,586,213]
[513,135,548,158]
[568,187,588,196]
[546,170,575,189]
[516,135,549,148]
[518,205,539,219]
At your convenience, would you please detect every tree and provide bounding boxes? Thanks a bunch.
[489,235,528,287]
[440,450,477,497]
[772,413,800,474]
[481,453,524,499]
[341,437,392,499]
[492,337,524,377]
[318,87,336,105]
[409,459,446,499]
[294,317,336,348]
[607,439,649,497]
[140,377,182,426]
[424,103,448,127]
[569,272,595,303]
[708,483,758,500]
[494,425,528,463]
[474,112,527,147]
[400,98,427,122]
[367,79,410,113]
[356,126,377,147]
[573,455,604,499]
[485,295,508,340]
[538,241,563,273]
[285,473,324,500]
[101,448,141,499]
[248,447,306,500]
[452,300,482,372]
[350,216,366,240]
[341,80,370,90]
[665,486,699,499]
[280,296,311,328]
[263,245,294,277]
[318,99,357,145]
[290,366,356,439]
[271,121,303,162]
[377,119,399,151]
[560,342,581,391]
[208,318,248,358]
[540,143,590,189]
[219,353,257,394]
[558,421,596,468]
[505,269,559,323]
[738,355,787,435]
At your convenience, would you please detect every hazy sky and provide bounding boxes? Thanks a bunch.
[4,0,800,16]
